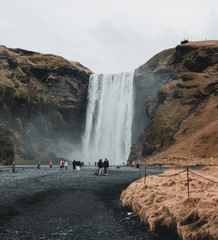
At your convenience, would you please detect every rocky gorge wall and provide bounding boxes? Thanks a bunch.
[1,41,217,166]
[0,45,92,165]
[130,40,218,165]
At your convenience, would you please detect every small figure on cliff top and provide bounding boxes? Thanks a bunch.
[181,39,189,44]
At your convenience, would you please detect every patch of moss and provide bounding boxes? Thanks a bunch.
[173,89,184,98]
[181,72,200,82]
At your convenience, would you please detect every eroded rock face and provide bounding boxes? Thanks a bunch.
[0,46,92,164]
[129,41,218,164]
[0,124,14,165]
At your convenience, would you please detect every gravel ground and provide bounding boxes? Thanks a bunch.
[0,165,178,240]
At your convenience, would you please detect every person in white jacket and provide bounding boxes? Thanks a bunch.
[64,160,68,170]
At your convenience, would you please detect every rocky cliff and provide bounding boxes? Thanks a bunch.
[0,45,92,165]
[0,123,14,165]
[130,40,218,165]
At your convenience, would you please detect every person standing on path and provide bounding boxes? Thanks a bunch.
[49,161,52,168]
[76,161,81,170]
[60,160,63,170]
[98,159,103,175]
[37,162,40,169]
[103,158,109,175]
[72,160,76,170]
[12,160,16,173]
[64,160,68,170]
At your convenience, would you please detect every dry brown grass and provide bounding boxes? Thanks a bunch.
[121,167,218,240]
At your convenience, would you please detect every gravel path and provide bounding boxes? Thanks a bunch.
[0,165,178,240]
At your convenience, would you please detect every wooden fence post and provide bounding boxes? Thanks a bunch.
[144,165,147,185]
[186,166,190,198]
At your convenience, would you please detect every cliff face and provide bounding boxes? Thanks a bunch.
[0,124,14,165]
[130,40,218,165]
[0,46,92,165]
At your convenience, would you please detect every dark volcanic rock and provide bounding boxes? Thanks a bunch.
[0,124,14,165]
[0,45,92,164]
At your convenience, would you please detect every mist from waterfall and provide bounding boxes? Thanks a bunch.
[82,72,134,165]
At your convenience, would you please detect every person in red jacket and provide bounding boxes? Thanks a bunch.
[60,160,63,170]
[49,161,52,168]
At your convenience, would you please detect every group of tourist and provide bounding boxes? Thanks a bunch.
[59,160,68,170]
[11,158,109,175]
[97,158,109,175]
[72,160,84,170]
[58,158,110,175]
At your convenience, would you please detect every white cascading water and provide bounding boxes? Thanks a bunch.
[82,72,134,165]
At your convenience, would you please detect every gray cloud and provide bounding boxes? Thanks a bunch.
[0,0,217,73]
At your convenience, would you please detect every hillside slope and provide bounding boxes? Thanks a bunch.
[0,46,92,165]
[130,40,218,165]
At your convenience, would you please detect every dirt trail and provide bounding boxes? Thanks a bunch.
[0,165,178,240]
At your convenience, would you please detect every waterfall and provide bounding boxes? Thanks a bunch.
[82,72,134,165]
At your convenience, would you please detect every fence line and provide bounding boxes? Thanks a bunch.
[138,165,217,198]
[189,170,218,184]
[152,169,186,177]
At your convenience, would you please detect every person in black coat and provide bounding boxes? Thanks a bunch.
[97,159,103,175]
[103,158,109,175]
[72,160,76,170]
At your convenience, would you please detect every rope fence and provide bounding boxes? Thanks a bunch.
[189,170,218,184]
[138,165,218,198]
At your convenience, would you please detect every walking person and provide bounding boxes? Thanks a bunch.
[103,158,109,175]
[76,161,81,170]
[98,159,103,175]
[49,161,52,168]
[64,160,68,170]
[12,160,16,173]
[37,162,40,169]
[60,160,63,170]
[72,160,76,170]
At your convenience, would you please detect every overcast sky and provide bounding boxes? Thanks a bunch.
[0,0,217,74]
